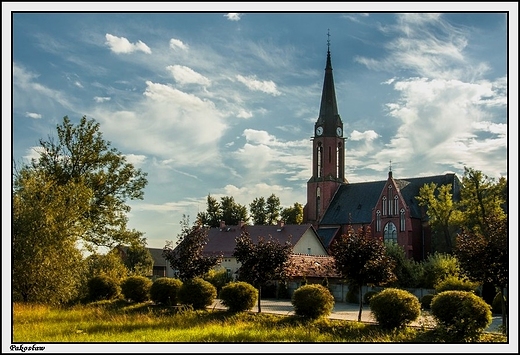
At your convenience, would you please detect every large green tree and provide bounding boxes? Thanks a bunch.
[197,195,249,227]
[329,226,396,321]
[26,115,148,251]
[12,169,91,304]
[249,194,282,225]
[281,202,304,225]
[123,242,154,276]
[416,182,463,253]
[233,232,293,312]
[162,216,222,281]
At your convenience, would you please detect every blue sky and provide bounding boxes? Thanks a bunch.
[6,4,516,253]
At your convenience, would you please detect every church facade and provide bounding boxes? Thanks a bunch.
[304,44,461,261]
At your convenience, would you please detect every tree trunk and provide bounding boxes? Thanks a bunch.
[358,286,363,322]
[500,286,508,335]
[257,286,262,313]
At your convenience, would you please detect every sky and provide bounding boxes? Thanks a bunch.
[3,3,518,353]
[6,4,516,253]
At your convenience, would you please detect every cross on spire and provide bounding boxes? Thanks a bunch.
[327,29,331,52]
[389,160,392,172]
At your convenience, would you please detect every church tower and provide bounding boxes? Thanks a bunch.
[305,35,346,225]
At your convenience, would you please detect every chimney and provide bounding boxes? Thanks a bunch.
[277,220,284,229]
[239,220,246,228]
[220,221,226,229]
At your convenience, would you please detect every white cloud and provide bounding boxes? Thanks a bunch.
[349,130,380,141]
[105,34,152,54]
[236,75,281,96]
[225,13,241,21]
[169,38,188,50]
[25,112,41,119]
[74,81,83,88]
[124,153,147,167]
[94,96,111,103]
[236,109,253,119]
[166,65,211,86]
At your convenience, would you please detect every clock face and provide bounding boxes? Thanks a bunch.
[316,126,323,136]
[336,127,342,136]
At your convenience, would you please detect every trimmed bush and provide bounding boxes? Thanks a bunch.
[363,290,379,305]
[492,292,505,315]
[430,290,492,342]
[420,294,435,310]
[121,276,152,303]
[150,278,183,305]
[369,288,421,329]
[219,281,258,312]
[434,276,480,293]
[292,284,335,319]
[178,277,217,310]
[87,274,120,301]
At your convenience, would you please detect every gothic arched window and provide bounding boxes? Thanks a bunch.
[382,196,387,216]
[400,209,406,231]
[376,210,381,232]
[384,222,397,243]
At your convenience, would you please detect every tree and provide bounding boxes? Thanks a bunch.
[26,115,148,252]
[197,194,249,227]
[265,194,281,224]
[384,242,422,288]
[233,232,293,312]
[162,216,222,281]
[250,197,267,225]
[329,226,396,321]
[416,182,463,253]
[12,168,91,304]
[123,242,154,276]
[459,167,507,237]
[196,194,221,228]
[83,249,129,282]
[281,202,304,225]
[455,214,508,335]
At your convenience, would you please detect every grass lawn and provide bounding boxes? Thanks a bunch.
[12,300,507,344]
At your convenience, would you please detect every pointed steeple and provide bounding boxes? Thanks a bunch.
[316,30,342,134]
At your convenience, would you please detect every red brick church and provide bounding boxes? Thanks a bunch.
[304,42,460,261]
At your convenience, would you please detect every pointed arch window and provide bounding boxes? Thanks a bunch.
[388,185,393,215]
[317,143,323,178]
[400,209,406,231]
[316,187,321,220]
[376,210,381,232]
[384,222,397,243]
[336,142,341,179]
[382,196,387,216]
[394,195,399,216]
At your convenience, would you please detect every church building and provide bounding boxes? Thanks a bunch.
[304,41,461,261]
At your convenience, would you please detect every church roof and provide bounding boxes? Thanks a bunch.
[320,173,460,225]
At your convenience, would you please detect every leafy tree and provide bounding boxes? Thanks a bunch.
[416,182,463,253]
[83,249,129,282]
[123,243,154,276]
[384,242,422,288]
[197,194,249,227]
[420,252,460,289]
[25,115,148,252]
[459,167,507,237]
[233,231,293,312]
[455,214,508,335]
[329,226,396,321]
[265,194,281,224]
[12,168,91,304]
[162,215,222,281]
[196,194,221,228]
[250,197,267,225]
[281,202,304,225]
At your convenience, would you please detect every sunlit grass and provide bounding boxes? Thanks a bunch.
[12,302,507,343]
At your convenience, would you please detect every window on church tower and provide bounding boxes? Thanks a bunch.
[336,143,341,179]
[384,222,397,243]
[400,209,405,231]
[376,210,381,232]
[317,144,323,178]
[329,146,332,164]
[316,187,321,220]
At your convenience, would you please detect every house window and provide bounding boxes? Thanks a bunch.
[400,209,406,231]
[384,222,397,243]
[376,210,381,232]
[382,196,387,216]
[307,247,311,255]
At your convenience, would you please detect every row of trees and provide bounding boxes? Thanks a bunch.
[196,194,304,227]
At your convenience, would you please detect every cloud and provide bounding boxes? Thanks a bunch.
[124,154,147,167]
[166,65,211,86]
[236,75,281,96]
[349,130,380,141]
[25,112,42,119]
[236,109,253,119]
[225,13,241,21]
[105,34,152,54]
[169,38,188,50]
[94,96,111,103]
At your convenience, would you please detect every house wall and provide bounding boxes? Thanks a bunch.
[292,229,328,255]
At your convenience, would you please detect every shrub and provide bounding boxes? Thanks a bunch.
[178,277,217,310]
[150,278,183,305]
[219,281,258,312]
[363,290,379,305]
[369,288,421,329]
[204,269,231,294]
[121,276,152,303]
[434,276,480,293]
[292,284,335,319]
[492,292,506,314]
[87,274,120,301]
[420,294,435,310]
[430,290,492,342]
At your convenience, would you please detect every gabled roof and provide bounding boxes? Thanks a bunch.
[320,173,460,225]
[316,227,340,249]
[147,247,168,267]
[286,254,339,279]
[203,224,320,257]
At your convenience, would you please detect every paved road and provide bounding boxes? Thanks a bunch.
[210,298,503,333]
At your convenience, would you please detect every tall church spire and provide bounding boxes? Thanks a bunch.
[317,29,341,130]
